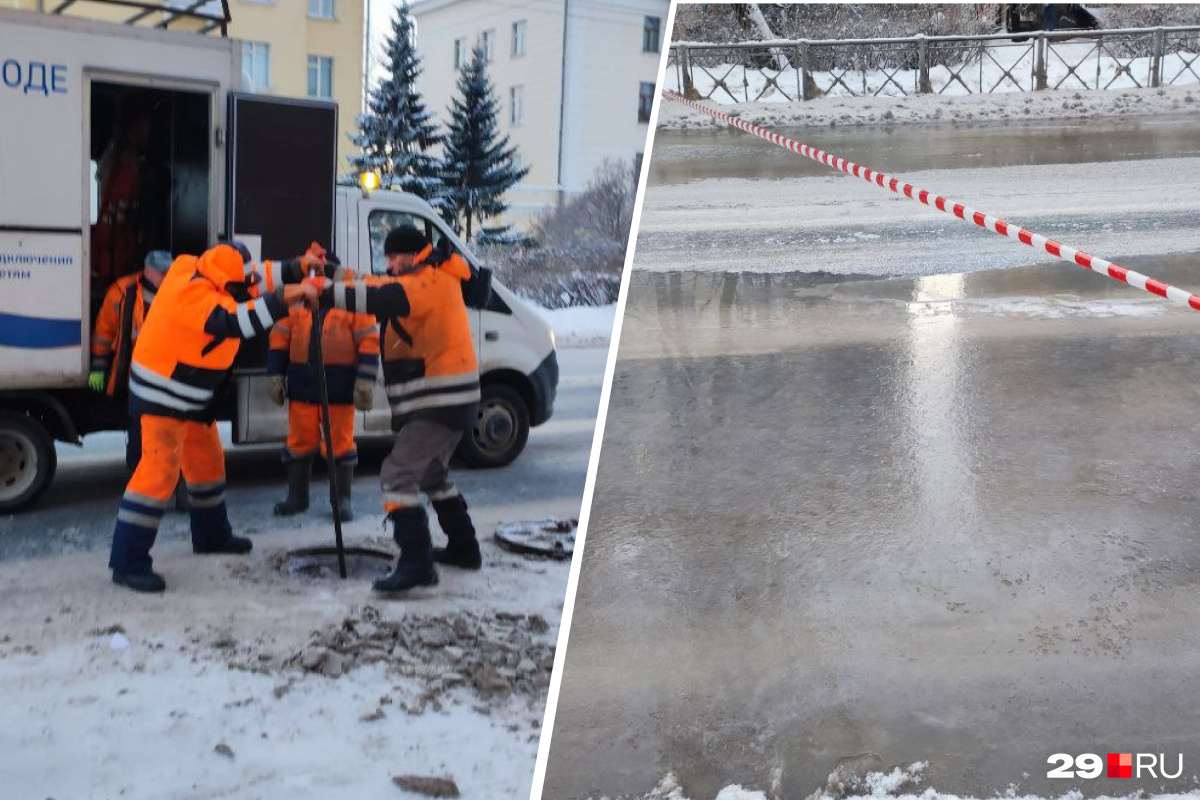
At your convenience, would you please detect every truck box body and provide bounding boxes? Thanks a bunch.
[0,10,238,386]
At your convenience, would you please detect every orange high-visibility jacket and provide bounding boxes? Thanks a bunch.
[91,271,156,396]
[268,306,379,405]
[128,245,290,421]
[323,245,479,431]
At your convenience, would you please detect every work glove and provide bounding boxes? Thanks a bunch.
[88,370,105,392]
[353,378,374,411]
[267,374,286,407]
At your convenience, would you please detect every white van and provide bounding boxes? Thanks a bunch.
[0,7,558,512]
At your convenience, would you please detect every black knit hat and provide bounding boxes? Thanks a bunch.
[383,225,427,255]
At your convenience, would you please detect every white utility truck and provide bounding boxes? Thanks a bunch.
[0,6,559,512]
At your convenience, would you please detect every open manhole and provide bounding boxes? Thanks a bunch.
[494,519,577,560]
[280,546,395,580]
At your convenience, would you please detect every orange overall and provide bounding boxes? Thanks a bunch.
[109,245,296,576]
[268,306,379,464]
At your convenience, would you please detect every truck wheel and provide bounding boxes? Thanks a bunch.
[0,411,57,512]
[457,383,530,468]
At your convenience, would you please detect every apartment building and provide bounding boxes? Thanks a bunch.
[411,0,668,227]
[10,0,366,171]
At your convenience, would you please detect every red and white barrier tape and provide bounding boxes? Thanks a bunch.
[662,90,1200,312]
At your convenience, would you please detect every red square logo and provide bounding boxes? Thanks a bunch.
[1108,753,1132,778]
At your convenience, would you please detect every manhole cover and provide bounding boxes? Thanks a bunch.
[280,546,395,580]
[494,519,577,559]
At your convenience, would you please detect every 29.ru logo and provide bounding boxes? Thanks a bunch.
[1047,753,1183,779]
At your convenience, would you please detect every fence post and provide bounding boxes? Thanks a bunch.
[679,44,698,99]
[1151,27,1165,88]
[917,34,932,94]
[1034,34,1048,90]
[800,40,813,101]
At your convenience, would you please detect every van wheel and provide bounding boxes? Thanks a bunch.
[458,384,530,468]
[0,411,57,512]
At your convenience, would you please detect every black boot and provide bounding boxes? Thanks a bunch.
[112,570,166,593]
[373,507,439,593]
[432,495,482,570]
[331,462,354,522]
[273,458,312,516]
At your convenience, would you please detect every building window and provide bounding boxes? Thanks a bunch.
[481,29,495,62]
[307,55,333,99]
[308,0,335,19]
[510,85,523,126]
[242,41,270,92]
[454,37,467,69]
[511,19,527,57]
[643,16,661,53]
[635,152,644,175]
[638,82,654,122]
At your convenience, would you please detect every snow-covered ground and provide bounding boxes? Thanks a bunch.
[666,41,1200,103]
[534,303,618,348]
[0,510,570,800]
[658,84,1200,131]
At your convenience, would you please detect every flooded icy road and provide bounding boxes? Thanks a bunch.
[543,114,1200,800]
[638,119,1200,277]
[544,262,1200,800]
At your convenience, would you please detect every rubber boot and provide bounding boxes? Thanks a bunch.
[109,518,166,593]
[273,458,312,516]
[432,495,482,570]
[331,462,354,522]
[373,507,439,593]
[190,501,253,555]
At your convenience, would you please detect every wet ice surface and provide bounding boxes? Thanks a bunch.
[544,116,1200,800]
[546,266,1200,800]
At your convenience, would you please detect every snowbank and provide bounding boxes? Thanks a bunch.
[603,761,1200,800]
[534,302,618,349]
[0,511,571,800]
[657,84,1200,131]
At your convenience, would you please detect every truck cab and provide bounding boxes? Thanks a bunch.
[234,186,559,469]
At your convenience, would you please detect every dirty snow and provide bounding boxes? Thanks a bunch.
[590,761,1200,800]
[658,84,1200,131]
[534,302,618,348]
[0,511,571,800]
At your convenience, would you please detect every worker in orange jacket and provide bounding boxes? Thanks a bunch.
[107,242,321,593]
[307,225,481,594]
[268,256,380,522]
[89,249,171,470]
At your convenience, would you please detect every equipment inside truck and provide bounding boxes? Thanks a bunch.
[85,80,212,428]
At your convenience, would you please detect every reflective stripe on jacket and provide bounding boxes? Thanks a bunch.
[91,272,156,396]
[325,246,479,431]
[129,245,288,421]
[267,306,380,405]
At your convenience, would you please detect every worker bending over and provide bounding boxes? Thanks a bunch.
[107,243,320,593]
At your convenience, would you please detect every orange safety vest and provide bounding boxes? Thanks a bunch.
[268,306,379,405]
[91,271,156,397]
[328,245,479,430]
[129,245,289,421]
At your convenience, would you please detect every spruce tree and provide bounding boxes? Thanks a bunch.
[348,4,444,203]
[441,46,530,240]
